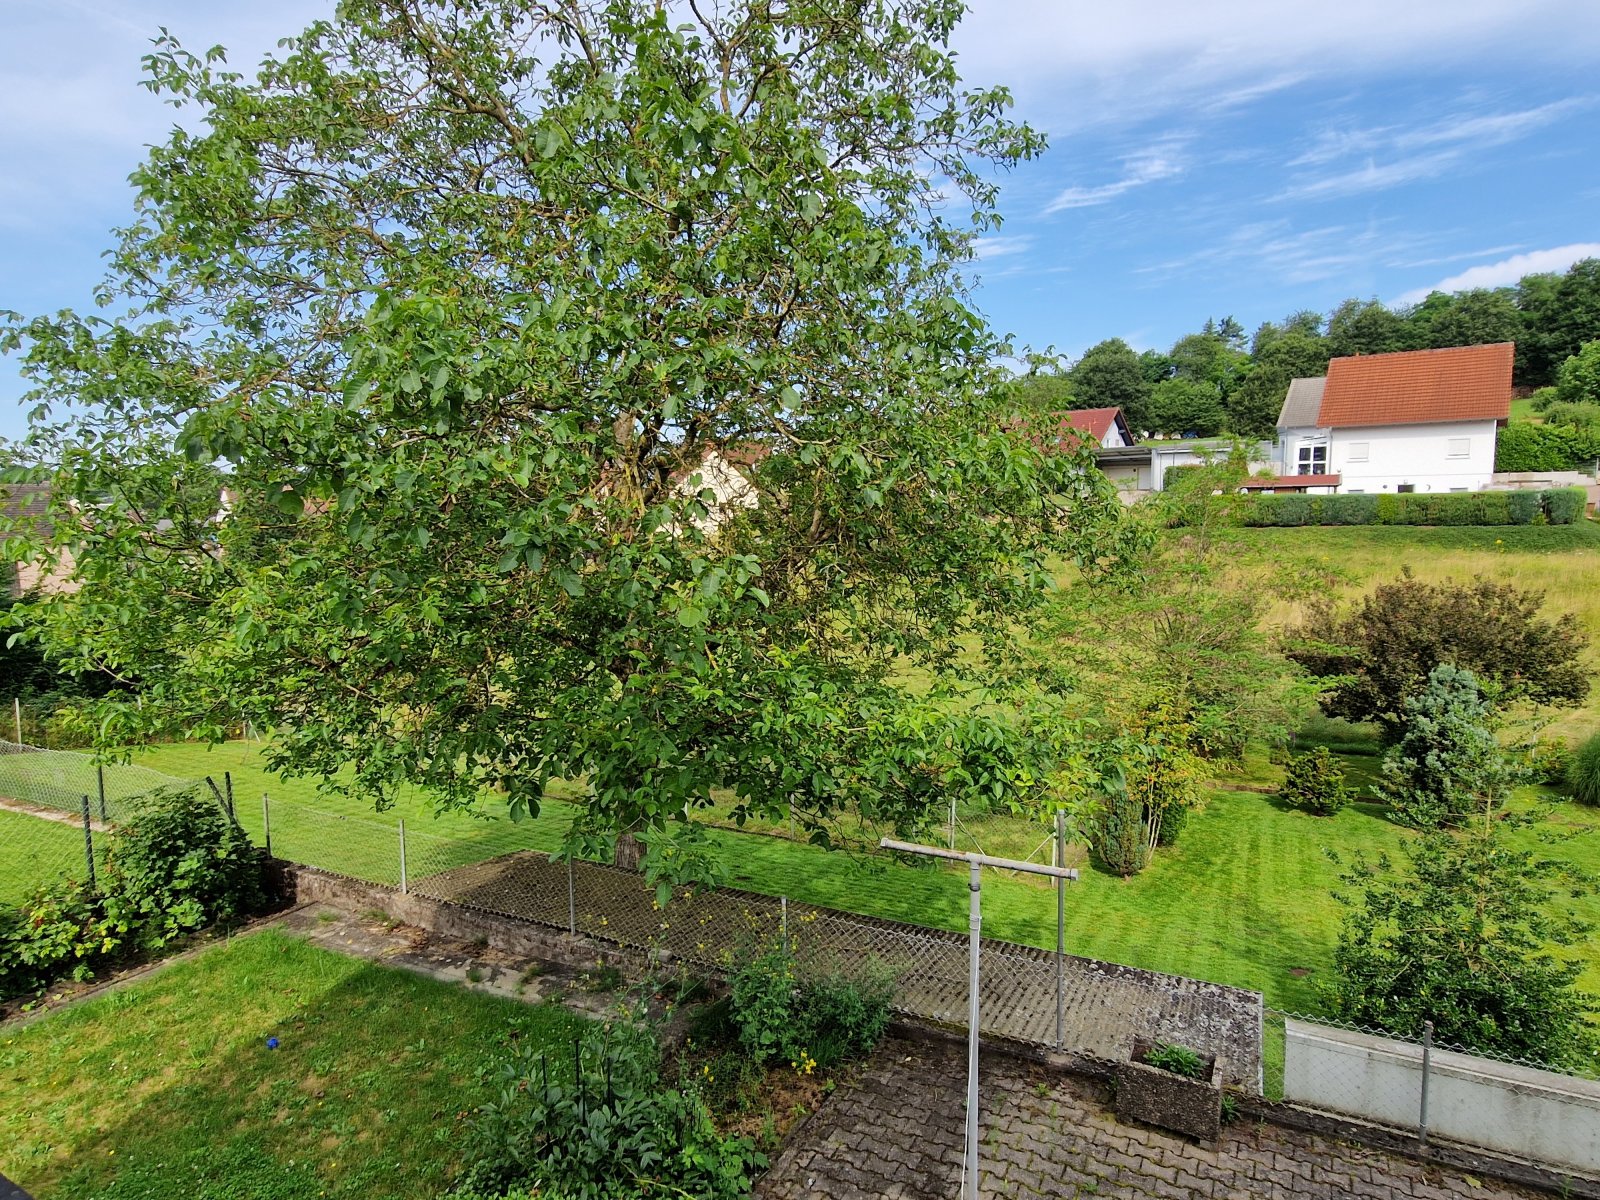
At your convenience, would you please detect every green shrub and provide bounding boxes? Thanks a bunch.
[1273,494,1312,526]
[1279,748,1352,815]
[1544,487,1588,525]
[727,944,894,1070]
[1379,665,1514,828]
[1506,490,1544,524]
[459,1021,760,1200]
[0,879,124,997]
[1570,733,1600,806]
[103,787,265,950]
[1373,493,1400,524]
[1093,787,1148,875]
[1319,494,1377,525]
[1521,737,1573,789]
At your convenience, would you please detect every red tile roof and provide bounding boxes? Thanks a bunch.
[1317,343,1512,428]
[1058,407,1126,443]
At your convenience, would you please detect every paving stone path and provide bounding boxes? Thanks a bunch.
[413,851,1263,1086]
[756,1037,1544,1200]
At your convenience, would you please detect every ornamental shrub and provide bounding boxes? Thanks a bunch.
[1374,493,1400,524]
[1378,665,1514,828]
[1521,736,1572,789]
[1279,747,1351,815]
[1544,486,1588,525]
[0,878,124,998]
[1570,733,1600,806]
[459,1021,761,1200]
[1093,786,1149,875]
[1506,489,1544,524]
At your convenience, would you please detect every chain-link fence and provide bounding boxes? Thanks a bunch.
[1264,1008,1600,1175]
[266,793,1262,1086]
[0,739,204,900]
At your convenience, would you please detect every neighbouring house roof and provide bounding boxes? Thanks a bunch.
[1316,342,1513,429]
[1057,407,1134,446]
[1240,474,1342,492]
[1277,377,1327,430]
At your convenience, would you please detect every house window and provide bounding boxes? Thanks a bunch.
[1446,437,1470,459]
[1345,442,1369,463]
[1296,444,1327,475]
[1398,483,1416,493]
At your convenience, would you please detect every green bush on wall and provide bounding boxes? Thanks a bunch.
[1238,487,1587,527]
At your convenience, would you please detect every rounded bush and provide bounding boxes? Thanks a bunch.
[1569,733,1600,805]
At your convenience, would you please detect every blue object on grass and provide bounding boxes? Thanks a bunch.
[266,1036,279,1050]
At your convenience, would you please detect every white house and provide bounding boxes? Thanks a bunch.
[1275,342,1512,494]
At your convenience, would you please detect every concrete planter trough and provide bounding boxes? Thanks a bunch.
[1115,1037,1223,1142]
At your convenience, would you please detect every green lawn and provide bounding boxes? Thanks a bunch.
[0,808,101,906]
[0,928,585,1200]
[110,738,1600,1015]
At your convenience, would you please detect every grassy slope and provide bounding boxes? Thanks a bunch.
[0,929,585,1200]
[22,523,1597,1014]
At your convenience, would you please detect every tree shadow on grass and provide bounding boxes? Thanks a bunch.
[15,943,583,1200]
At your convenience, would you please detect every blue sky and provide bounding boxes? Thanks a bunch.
[2,0,1598,439]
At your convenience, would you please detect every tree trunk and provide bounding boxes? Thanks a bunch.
[613,831,643,872]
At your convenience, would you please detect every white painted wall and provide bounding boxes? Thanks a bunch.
[1333,420,1498,493]
[1284,1019,1600,1176]
[1100,423,1127,449]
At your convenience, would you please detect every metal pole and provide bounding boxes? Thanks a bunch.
[949,795,957,850]
[97,764,107,824]
[80,795,97,891]
[781,896,789,956]
[398,819,408,895]
[567,857,576,935]
[224,771,235,821]
[262,793,272,858]
[13,697,20,744]
[1419,1020,1434,1148]
[965,857,982,1200]
[1055,810,1066,1050]
[878,837,1075,1200]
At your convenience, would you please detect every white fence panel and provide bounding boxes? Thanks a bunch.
[1284,1019,1600,1176]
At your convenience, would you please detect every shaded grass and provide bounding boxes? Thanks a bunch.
[0,928,585,1200]
[0,808,102,906]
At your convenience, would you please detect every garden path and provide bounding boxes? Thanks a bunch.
[756,1036,1548,1200]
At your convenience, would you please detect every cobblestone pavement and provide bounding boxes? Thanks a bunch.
[756,1037,1545,1200]
[414,851,1262,1085]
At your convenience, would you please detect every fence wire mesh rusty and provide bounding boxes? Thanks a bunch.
[269,795,1262,1087]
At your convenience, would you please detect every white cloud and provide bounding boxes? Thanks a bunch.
[1043,142,1185,212]
[1279,100,1588,199]
[951,1,1600,131]
[1394,243,1600,304]
[971,234,1036,260]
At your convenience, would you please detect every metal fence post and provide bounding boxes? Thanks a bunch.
[567,857,576,935]
[1419,1019,1434,1148]
[80,794,97,891]
[948,795,957,850]
[1054,810,1065,1050]
[781,896,790,956]
[398,818,408,895]
[97,764,107,824]
[12,697,20,744]
[261,793,272,858]
[224,771,235,821]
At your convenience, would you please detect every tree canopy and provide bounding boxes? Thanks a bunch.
[1,0,1132,879]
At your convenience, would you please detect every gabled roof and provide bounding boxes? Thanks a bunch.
[1277,377,1326,430]
[1056,407,1135,446]
[1317,343,1513,429]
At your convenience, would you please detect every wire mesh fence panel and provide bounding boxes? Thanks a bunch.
[0,740,197,824]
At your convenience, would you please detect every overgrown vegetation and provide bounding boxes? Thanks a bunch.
[726,943,894,1071]
[0,787,266,999]
[1140,1042,1208,1080]
[458,1020,761,1200]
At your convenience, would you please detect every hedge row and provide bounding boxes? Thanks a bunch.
[1238,487,1588,527]
[1495,422,1600,473]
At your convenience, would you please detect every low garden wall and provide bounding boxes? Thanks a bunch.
[1284,1018,1600,1177]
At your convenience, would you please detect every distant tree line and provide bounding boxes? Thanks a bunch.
[1013,258,1600,440]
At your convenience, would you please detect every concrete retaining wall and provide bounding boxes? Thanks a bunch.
[1284,1019,1600,1176]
